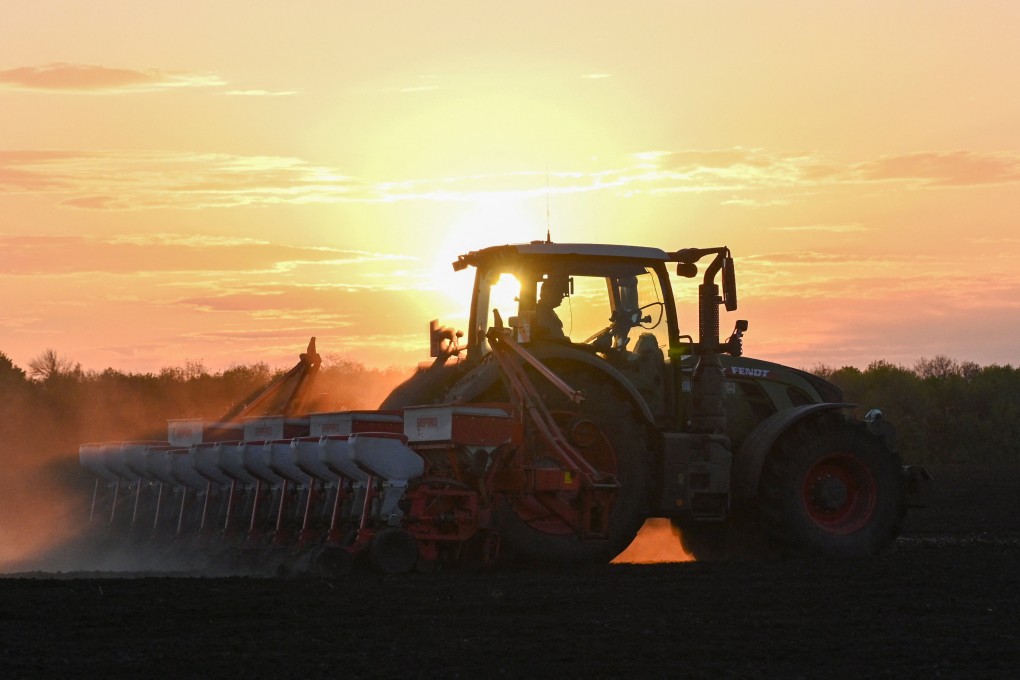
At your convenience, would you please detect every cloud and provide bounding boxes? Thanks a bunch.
[0,62,224,93]
[0,150,88,190]
[341,146,1020,205]
[627,148,1020,196]
[0,150,363,210]
[224,89,297,97]
[741,268,1020,371]
[381,75,442,94]
[736,248,1020,319]
[0,233,410,277]
[61,195,123,209]
[972,236,1020,245]
[746,251,883,265]
[102,233,272,248]
[0,231,438,374]
[622,148,819,196]
[654,149,768,170]
[173,284,431,341]
[6,145,1020,213]
[773,223,872,233]
[720,196,793,207]
[852,151,1020,186]
[393,85,440,93]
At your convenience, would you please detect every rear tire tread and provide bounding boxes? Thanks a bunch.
[758,413,905,557]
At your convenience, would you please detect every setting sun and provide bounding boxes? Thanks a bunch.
[429,195,546,321]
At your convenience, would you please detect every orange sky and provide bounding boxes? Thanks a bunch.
[2,1,1019,375]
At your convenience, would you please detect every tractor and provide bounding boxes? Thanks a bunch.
[79,241,927,572]
[380,241,924,562]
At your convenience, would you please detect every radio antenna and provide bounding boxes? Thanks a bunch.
[545,166,552,243]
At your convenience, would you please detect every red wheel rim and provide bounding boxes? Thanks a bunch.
[801,453,877,534]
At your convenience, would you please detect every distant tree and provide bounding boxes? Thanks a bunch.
[821,357,1020,463]
[957,364,1020,463]
[0,351,27,383]
[222,362,273,387]
[959,361,981,381]
[183,359,209,380]
[914,355,960,380]
[27,349,77,381]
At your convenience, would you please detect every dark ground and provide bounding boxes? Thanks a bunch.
[2,463,1017,679]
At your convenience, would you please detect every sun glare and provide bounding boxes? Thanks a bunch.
[429,195,545,324]
[449,194,548,253]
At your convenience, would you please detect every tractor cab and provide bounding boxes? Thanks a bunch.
[436,242,747,425]
[451,243,682,363]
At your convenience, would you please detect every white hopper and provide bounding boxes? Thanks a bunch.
[190,442,233,485]
[101,441,155,482]
[349,433,425,483]
[170,448,210,490]
[217,441,259,484]
[269,440,309,483]
[348,433,424,519]
[319,435,369,484]
[241,441,286,484]
[122,442,161,479]
[145,445,180,486]
[293,436,335,481]
[79,443,120,483]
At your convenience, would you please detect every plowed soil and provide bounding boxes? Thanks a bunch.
[2,463,1017,679]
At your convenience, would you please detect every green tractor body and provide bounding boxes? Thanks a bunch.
[384,241,920,560]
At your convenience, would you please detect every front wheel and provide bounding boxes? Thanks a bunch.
[758,414,904,557]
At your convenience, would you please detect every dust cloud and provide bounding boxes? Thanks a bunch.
[0,458,84,572]
[0,359,412,574]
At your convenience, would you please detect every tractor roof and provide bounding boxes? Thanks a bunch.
[453,242,672,271]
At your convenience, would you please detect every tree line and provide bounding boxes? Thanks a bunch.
[0,350,409,473]
[1,350,1017,468]
[816,357,1020,464]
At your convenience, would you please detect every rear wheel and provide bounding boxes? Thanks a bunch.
[492,368,652,564]
[758,414,904,557]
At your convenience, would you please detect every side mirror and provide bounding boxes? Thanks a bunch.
[722,256,738,311]
[676,262,698,278]
[723,319,749,357]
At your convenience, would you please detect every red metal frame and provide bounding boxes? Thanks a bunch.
[483,326,620,540]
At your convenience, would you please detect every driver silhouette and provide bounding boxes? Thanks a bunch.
[535,274,569,339]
